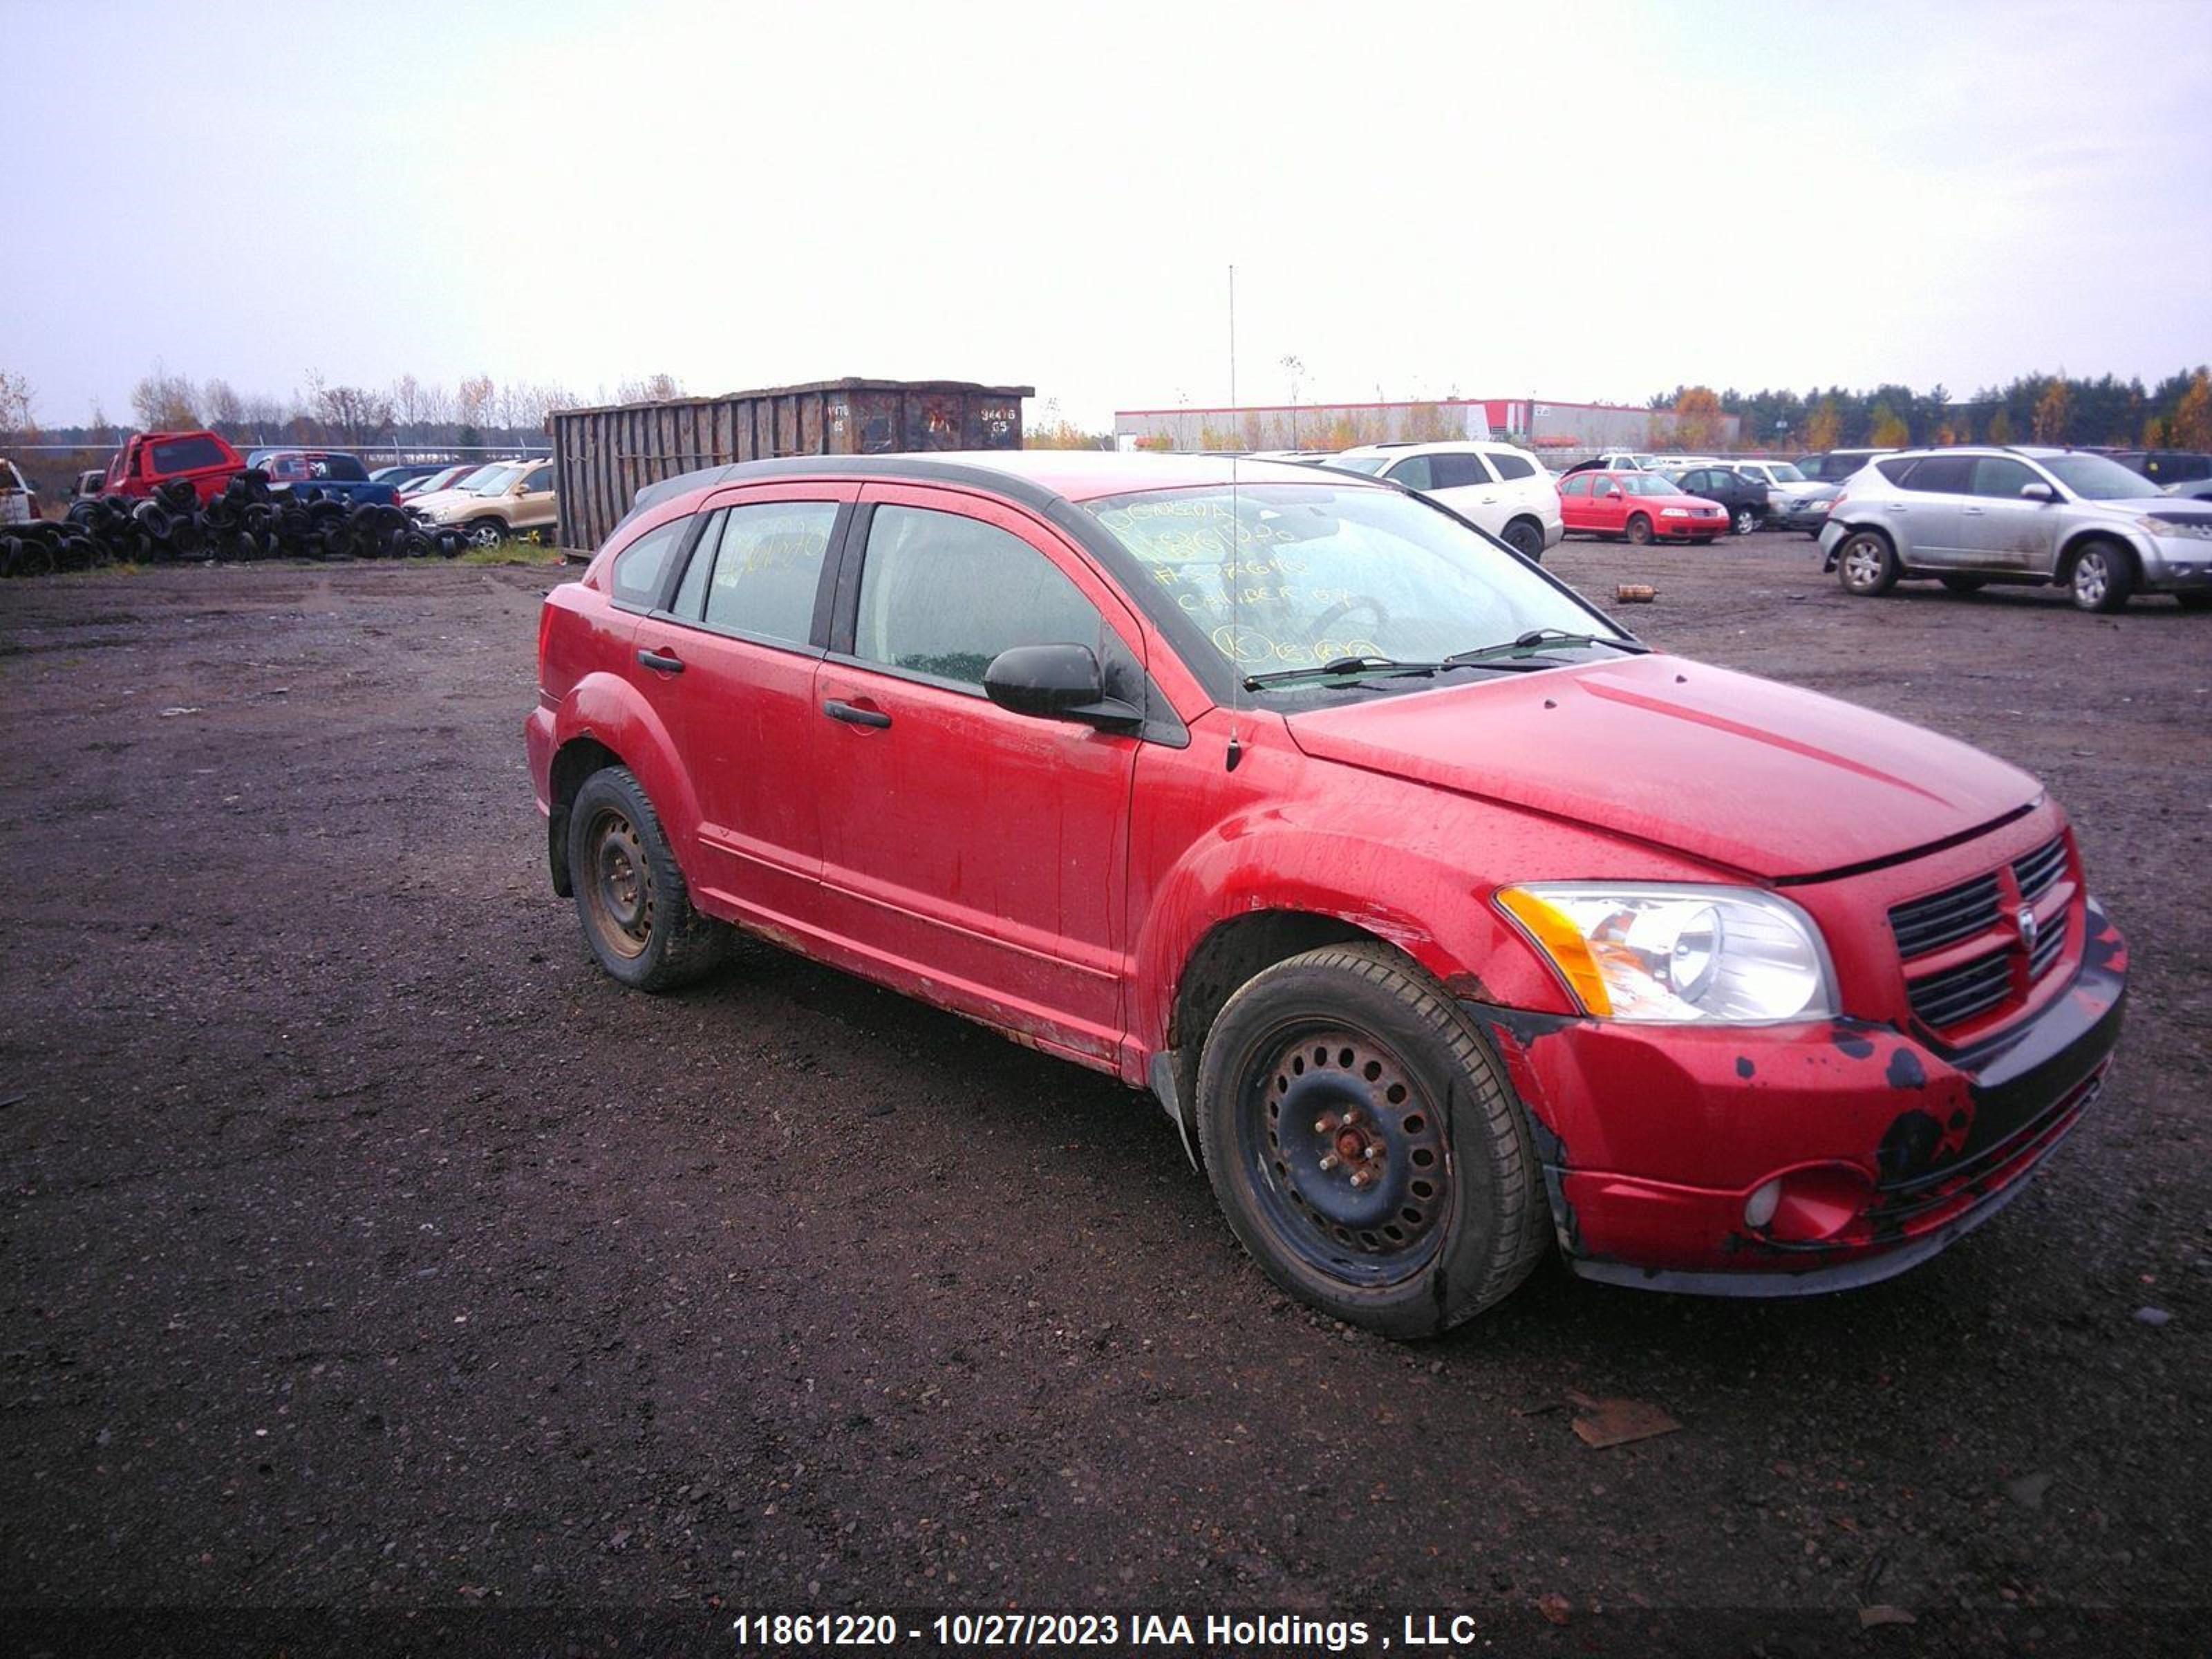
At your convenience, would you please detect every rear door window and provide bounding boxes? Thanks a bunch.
[1427,453,1492,488]
[1899,455,1975,494]
[681,500,840,647]
[852,505,1103,691]
[1558,474,1593,498]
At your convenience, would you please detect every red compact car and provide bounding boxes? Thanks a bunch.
[526,453,2124,1336]
[1559,468,1730,543]
[100,429,245,503]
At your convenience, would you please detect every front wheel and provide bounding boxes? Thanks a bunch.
[465,518,505,549]
[2069,541,2134,612]
[1625,514,1653,545]
[1194,944,1550,1338]
[1732,505,1758,535]
[1837,529,1900,595]
[565,766,729,991]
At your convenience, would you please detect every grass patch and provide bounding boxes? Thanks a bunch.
[456,541,570,568]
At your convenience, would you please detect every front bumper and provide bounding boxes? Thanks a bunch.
[1772,502,1835,532]
[1656,513,1729,538]
[2137,534,2212,592]
[1464,901,2126,1295]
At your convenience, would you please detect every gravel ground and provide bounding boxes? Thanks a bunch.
[0,536,2205,1654]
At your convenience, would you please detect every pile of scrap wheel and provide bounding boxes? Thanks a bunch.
[1,471,467,578]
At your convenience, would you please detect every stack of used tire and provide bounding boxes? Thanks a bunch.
[1,471,469,579]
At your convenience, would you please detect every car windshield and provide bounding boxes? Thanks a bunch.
[1620,474,1679,496]
[1085,483,1620,691]
[468,465,524,495]
[2043,454,2155,499]
[442,465,505,492]
[1326,455,1391,476]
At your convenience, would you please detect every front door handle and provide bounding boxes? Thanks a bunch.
[1962,506,1986,516]
[637,648,684,673]
[823,697,891,729]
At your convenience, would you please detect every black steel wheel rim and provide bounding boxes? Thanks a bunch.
[582,806,653,959]
[1237,1023,1451,1286]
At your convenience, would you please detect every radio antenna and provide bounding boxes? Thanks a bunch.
[1225,262,1244,772]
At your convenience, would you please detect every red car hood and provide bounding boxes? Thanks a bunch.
[1284,655,2041,879]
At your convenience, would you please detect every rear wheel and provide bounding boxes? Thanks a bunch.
[1194,944,1549,1338]
[1837,529,1900,596]
[565,767,729,991]
[1625,514,1653,545]
[1501,518,1544,561]
[2069,541,2133,612]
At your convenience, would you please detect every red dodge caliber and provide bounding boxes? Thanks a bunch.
[527,453,2124,1337]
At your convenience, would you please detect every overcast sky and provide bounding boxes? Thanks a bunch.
[6,0,2209,430]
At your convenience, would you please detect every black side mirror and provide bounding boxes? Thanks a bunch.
[983,643,1141,730]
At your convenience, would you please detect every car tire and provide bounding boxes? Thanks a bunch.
[2068,540,2134,613]
[1194,942,1549,1339]
[1731,506,1757,535]
[565,766,729,992]
[466,518,505,549]
[1939,574,1987,594]
[1837,529,1900,596]
[1625,514,1653,545]
[1501,519,1544,561]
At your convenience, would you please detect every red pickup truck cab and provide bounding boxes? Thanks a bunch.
[103,430,245,503]
[526,453,2124,1336]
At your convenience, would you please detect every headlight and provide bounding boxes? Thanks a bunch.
[1496,884,1837,1024]
[1660,507,1689,518]
[2137,514,2212,541]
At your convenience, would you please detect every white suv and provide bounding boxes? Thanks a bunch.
[1328,442,1564,559]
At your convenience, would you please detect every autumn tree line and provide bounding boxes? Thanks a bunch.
[1652,368,2212,455]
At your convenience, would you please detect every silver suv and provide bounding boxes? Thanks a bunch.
[1819,447,2212,612]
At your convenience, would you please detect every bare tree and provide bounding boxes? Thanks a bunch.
[239,393,285,443]
[130,362,200,429]
[456,375,496,436]
[390,373,427,441]
[202,377,245,435]
[312,383,395,447]
[615,373,684,404]
[0,368,36,438]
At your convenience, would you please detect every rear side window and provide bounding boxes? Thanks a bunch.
[1489,451,1537,480]
[1899,456,1974,494]
[682,500,839,646]
[852,505,1100,690]
[1385,455,1435,490]
[1969,457,2038,498]
[150,435,228,472]
[1427,453,1492,488]
[608,519,685,609]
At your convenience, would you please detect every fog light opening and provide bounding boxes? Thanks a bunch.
[1747,1164,1875,1244]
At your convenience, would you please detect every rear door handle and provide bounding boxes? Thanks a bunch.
[637,648,684,673]
[1962,507,1986,516]
[823,697,891,729]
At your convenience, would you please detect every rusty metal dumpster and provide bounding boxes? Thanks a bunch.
[547,377,1032,550]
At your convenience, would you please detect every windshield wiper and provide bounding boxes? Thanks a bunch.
[1445,628,1648,666]
[1243,655,1446,690]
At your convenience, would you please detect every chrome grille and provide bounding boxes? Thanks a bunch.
[1890,873,2001,957]
[2014,835,2068,905]
[2030,914,2065,978]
